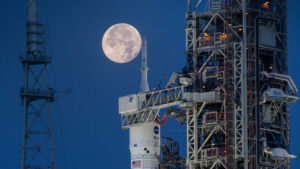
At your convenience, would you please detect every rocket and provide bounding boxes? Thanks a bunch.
[129,37,161,169]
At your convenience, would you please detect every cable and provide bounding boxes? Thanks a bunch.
[156,41,182,89]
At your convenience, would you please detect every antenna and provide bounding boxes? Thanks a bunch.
[139,37,150,92]
[28,0,38,22]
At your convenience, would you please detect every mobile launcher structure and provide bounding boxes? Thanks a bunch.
[118,0,298,169]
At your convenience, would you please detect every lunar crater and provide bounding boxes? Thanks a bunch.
[102,23,142,63]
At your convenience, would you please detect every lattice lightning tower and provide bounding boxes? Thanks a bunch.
[20,0,56,168]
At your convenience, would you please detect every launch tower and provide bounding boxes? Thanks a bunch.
[119,0,298,169]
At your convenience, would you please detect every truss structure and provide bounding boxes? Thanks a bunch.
[119,0,297,169]
[20,0,56,169]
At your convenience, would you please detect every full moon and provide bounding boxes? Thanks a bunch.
[102,23,142,63]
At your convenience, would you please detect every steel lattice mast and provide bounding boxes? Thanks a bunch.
[20,0,56,168]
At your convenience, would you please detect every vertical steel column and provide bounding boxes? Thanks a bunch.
[241,0,248,168]
[21,64,29,169]
[185,2,197,167]
[192,105,198,166]
[186,108,194,169]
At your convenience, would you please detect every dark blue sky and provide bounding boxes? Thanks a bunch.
[0,0,299,169]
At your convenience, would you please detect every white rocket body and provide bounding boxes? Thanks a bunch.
[129,123,160,169]
[129,38,160,169]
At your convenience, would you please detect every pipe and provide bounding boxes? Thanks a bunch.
[256,17,277,169]
[159,116,169,126]
[157,114,169,126]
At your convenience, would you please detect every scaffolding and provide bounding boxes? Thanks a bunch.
[160,137,186,169]
[119,0,297,168]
